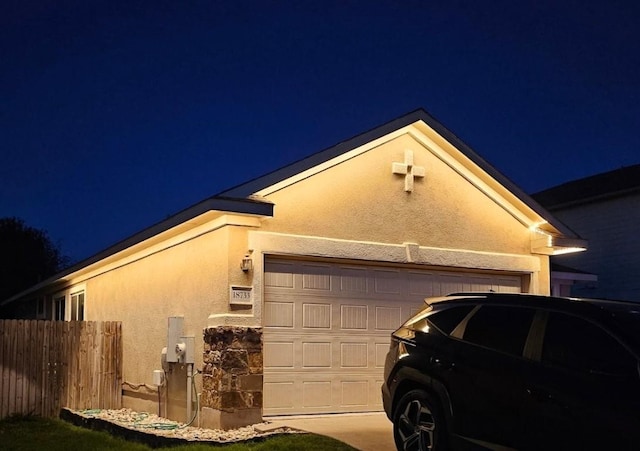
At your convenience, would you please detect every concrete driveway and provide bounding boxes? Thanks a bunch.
[267,412,395,451]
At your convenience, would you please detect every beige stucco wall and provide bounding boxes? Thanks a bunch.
[260,133,530,255]
[74,222,257,419]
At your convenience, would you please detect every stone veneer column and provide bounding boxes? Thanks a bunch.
[200,326,263,430]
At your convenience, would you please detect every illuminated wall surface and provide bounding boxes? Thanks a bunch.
[17,117,580,420]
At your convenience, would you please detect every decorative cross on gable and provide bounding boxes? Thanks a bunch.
[392,149,425,192]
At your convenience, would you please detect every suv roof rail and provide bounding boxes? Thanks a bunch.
[446,291,502,297]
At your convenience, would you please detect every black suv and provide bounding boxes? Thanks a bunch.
[382,293,640,450]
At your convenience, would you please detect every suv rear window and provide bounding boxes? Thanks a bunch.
[542,312,637,377]
[427,305,474,335]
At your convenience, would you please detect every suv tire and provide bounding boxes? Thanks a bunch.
[393,389,446,451]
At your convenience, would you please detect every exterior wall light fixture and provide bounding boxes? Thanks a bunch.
[240,254,253,272]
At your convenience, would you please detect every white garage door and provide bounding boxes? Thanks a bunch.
[262,258,522,416]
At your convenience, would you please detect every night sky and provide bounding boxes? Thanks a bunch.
[2,1,638,263]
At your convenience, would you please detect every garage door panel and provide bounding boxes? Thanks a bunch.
[302,302,332,329]
[302,342,332,368]
[303,381,333,408]
[339,267,368,294]
[408,272,440,297]
[264,262,296,288]
[438,274,468,294]
[375,306,403,331]
[264,301,294,328]
[373,269,403,295]
[375,342,390,368]
[340,342,368,368]
[264,374,385,414]
[341,380,369,407]
[371,379,385,408]
[301,263,332,290]
[264,342,294,368]
[340,304,368,329]
[264,381,295,409]
[468,276,494,292]
[264,259,524,415]
[494,278,522,293]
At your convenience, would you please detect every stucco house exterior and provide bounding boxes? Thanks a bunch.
[2,109,586,428]
[533,164,640,301]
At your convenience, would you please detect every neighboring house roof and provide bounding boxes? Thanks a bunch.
[3,108,585,305]
[551,263,595,275]
[550,263,597,283]
[532,164,640,210]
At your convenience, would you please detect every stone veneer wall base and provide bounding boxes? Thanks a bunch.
[201,326,263,430]
[200,406,263,430]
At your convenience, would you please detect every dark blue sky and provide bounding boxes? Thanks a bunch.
[2,1,638,263]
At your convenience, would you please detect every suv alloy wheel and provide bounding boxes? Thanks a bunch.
[393,389,446,451]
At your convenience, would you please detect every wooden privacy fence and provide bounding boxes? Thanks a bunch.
[0,320,122,419]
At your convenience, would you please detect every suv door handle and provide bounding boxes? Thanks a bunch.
[431,357,455,370]
[526,387,550,402]
[526,387,566,409]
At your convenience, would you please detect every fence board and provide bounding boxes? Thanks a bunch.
[7,321,18,416]
[41,321,50,417]
[32,321,41,414]
[26,320,37,415]
[116,322,123,408]
[100,323,107,408]
[0,320,5,418]
[0,320,122,419]
[0,321,9,417]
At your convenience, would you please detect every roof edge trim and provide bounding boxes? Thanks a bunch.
[2,196,273,305]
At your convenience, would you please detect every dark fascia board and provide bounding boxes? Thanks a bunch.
[219,108,581,240]
[218,109,432,198]
[2,196,273,305]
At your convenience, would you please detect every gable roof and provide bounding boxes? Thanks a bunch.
[3,108,585,305]
[220,108,581,239]
[533,164,640,210]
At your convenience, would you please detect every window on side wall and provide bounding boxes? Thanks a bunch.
[70,291,85,321]
[53,295,65,321]
[52,289,85,321]
[36,297,46,319]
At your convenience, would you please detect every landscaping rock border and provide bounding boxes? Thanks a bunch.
[60,408,301,448]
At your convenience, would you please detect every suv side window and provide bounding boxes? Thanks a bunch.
[542,312,637,377]
[462,306,535,357]
[427,305,474,335]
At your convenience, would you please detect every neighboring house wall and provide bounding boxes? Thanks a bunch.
[546,192,640,301]
[534,164,640,302]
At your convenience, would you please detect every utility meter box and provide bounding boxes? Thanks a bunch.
[166,316,184,363]
[179,336,195,364]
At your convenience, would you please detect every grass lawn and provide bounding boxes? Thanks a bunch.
[0,415,357,451]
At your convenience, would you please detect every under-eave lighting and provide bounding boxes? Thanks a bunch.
[531,229,588,256]
[552,246,587,256]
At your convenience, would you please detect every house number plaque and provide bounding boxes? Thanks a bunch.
[229,285,253,305]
